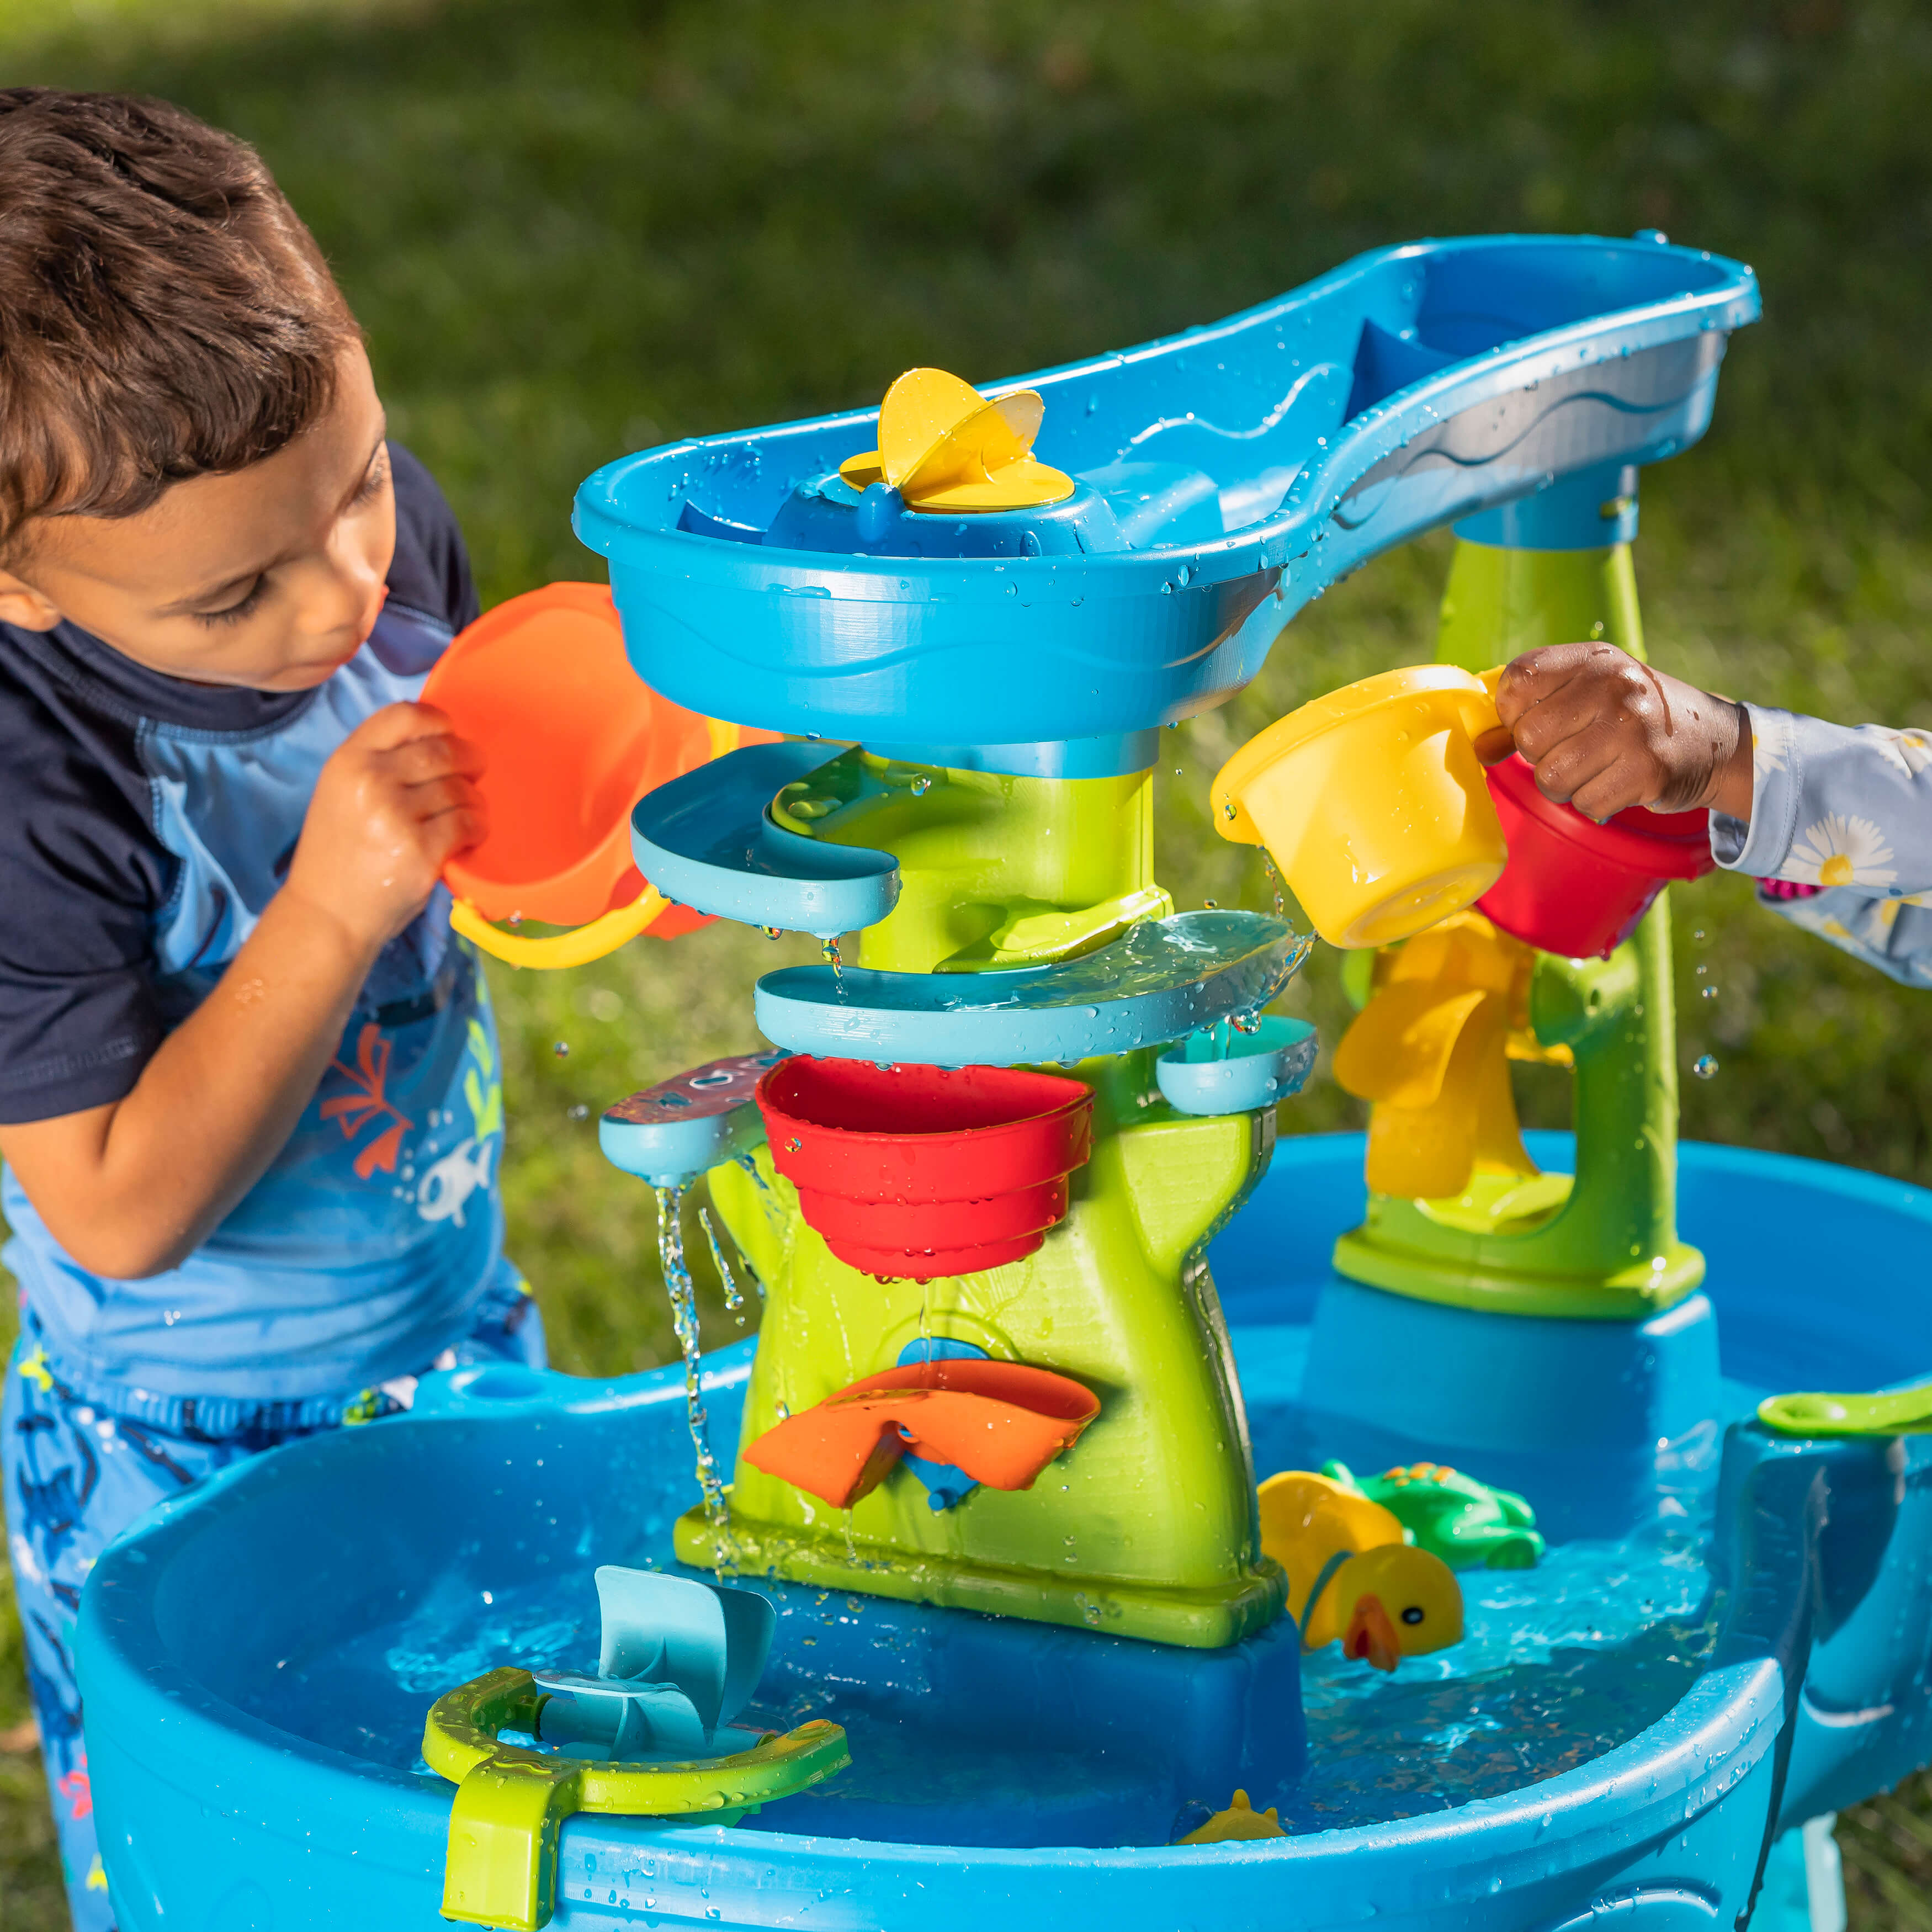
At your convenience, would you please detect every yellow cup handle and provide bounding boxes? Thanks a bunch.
[449,718,745,969]
[1467,666,1508,751]
[452,887,668,970]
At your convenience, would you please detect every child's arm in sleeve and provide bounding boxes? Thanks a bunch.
[0,702,484,1280]
[1710,705,1932,894]
[1716,706,1932,986]
[1489,641,1932,984]
[1488,641,1932,892]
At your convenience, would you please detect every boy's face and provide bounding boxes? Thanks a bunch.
[0,343,396,692]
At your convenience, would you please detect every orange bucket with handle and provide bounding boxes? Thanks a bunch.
[422,581,773,969]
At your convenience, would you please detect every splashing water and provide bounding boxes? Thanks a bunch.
[1279,1525,1715,1834]
[654,1183,733,1544]
[699,1204,747,1318]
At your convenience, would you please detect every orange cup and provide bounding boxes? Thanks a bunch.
[422,582,771,967]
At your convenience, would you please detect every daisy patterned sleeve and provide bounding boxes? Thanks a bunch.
[1709,704,1932,987]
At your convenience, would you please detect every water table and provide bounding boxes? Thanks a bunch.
[77,232,1932,1932]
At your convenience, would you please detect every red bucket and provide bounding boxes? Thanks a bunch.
[756,1059,1094,1282]
[1478,753,1715,958]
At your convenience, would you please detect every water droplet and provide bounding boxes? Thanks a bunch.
[1693,927,1707,942]
[1700,985,1718,1000]
[1160,580,1175,595]
[1693,1054,1719,1080]
[567,1103,590,1122]
[507,910,523,927]
[1175,766,1184,777]
[762,925,783,940]
[1203,899,1217,910]
[910,774,932,796]
[553,1041,570,1058]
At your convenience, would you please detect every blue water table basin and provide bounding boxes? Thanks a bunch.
[78,232,1920,1932]
[78,1137,1932,1929]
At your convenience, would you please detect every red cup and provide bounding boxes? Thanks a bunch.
[1478,753,1715,958]
[756,1059,1094,1281]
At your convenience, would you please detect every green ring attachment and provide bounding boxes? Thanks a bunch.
[1757,1381,1932,1440]
[424,1666,850,1931]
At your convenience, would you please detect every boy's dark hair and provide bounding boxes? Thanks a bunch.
[0,89,359,556]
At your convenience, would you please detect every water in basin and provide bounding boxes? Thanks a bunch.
[229,1460,1728,1851]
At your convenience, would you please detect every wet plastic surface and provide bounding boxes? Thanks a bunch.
[78,1135,1930,1929]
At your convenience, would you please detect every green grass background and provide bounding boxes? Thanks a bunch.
[4,0,1932,1921]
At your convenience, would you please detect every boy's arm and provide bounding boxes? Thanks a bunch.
[0,702,483,1280]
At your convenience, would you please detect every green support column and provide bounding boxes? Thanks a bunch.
[1330,535,1704,1319]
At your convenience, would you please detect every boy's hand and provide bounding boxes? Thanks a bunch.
[1484,643,1754,822]
[284,702,486,954]
[0,703,485,1281]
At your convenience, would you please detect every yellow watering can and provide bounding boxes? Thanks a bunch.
[1211,665,1507,949]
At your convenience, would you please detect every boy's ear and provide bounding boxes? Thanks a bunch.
[0,567,63,632]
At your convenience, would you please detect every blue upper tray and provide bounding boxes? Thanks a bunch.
[575,234,1758,752]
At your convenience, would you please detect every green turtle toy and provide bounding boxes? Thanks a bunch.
[1320,1459,1544,1570]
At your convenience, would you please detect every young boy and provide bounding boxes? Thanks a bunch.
[1489,641,1932,983]
[0,91,540,1925]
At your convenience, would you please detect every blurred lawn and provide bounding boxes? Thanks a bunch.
[4,0,1932,1924]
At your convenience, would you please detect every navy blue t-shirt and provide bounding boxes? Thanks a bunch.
[0,445,513,1408]
[0,442,479,1122]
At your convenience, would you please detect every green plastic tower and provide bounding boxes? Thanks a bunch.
[681,761,1288,1648]
[1331,538,1705,1319]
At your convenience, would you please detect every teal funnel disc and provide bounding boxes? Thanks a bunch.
[752,910,1310,1065]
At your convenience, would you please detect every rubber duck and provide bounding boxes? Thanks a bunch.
[1256,1469,1463,1670]
[1176,1789,1286,1845]
[1327,1459,1544,1572]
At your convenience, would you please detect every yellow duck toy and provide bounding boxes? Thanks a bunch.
[1176,1789,1286,1845]
[1257,1469,1464,1670]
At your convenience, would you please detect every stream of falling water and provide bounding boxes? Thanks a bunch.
[821,935,846,1000]
[652,1183,734,1560]
[698,1204,747,1323]
[1260,850,1286,919]
[732,1155,778,1295]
